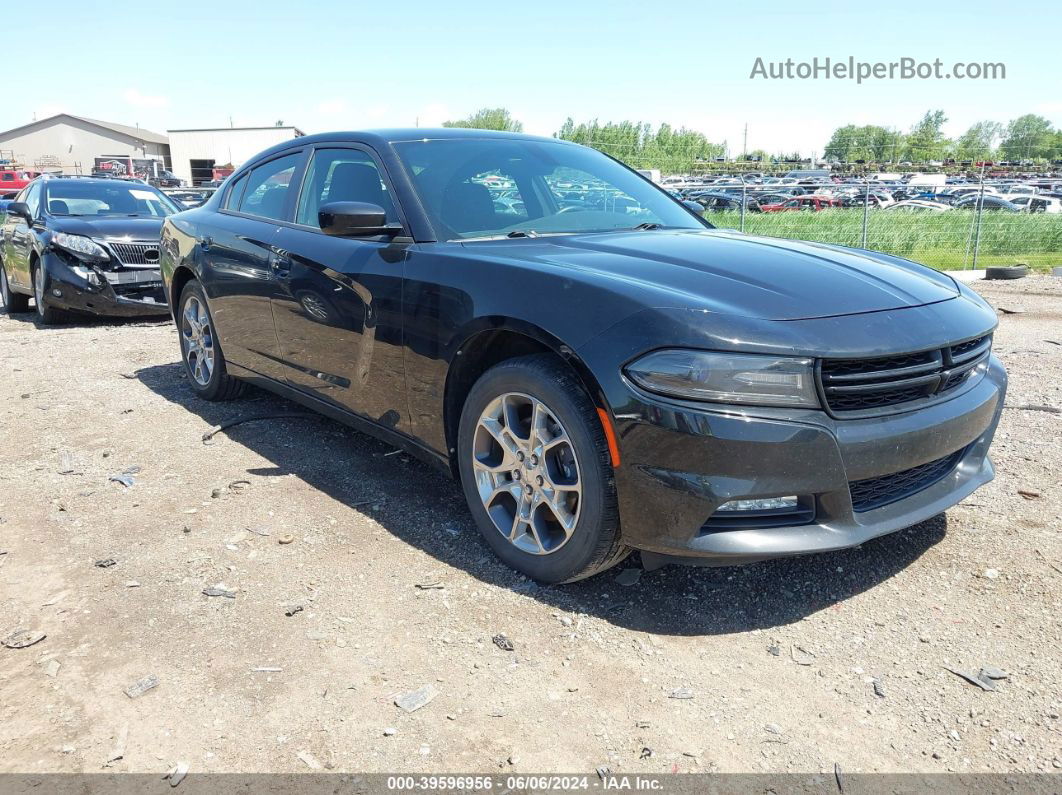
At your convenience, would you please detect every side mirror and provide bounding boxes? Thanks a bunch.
[682,200,704,214]
[318,201,401,237]
[7,201,31,221]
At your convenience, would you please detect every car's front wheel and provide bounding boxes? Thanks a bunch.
[32,261,64,324]
[0,261,30,313]
[457,354,628,583]
[178,280,244,401]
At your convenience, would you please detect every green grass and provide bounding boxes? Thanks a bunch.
[707,209,1062,271]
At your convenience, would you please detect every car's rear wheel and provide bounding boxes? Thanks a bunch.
[457,354,628,583]
[32,261,64,324]
[178,280,244,401]
[0,262,30,312]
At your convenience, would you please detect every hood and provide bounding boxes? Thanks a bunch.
[49,216,165,242]
[466,229,959,321]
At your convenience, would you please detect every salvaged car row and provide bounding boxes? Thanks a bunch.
[670,172,1062,213]
[0,130,1006,582]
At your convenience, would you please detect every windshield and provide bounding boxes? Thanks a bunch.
[44,182,180,218]
[392,138,706,240]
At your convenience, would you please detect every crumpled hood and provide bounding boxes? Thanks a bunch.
[467,229,959,321]
[50,216,165,242]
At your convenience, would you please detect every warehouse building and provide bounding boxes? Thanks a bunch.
[167,125,305,185]
[0,114,170,174]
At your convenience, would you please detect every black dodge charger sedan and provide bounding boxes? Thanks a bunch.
[1,175,178,323]
[159,130,1006,583]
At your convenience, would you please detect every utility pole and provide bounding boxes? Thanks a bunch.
[742,123,748,160]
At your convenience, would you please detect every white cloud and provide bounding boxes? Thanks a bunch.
[123,88,169,109]
[1034,101,1062,118]
[416,103,450,128]
[317,98,348,115]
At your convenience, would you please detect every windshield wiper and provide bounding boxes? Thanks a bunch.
[506,230,538,238]
[630,222,663,230]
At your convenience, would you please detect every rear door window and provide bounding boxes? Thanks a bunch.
[239,153,301,221]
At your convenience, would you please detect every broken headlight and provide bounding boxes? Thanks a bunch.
[51,232,110,262]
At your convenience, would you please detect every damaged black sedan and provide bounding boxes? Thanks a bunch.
[0,175,177,323]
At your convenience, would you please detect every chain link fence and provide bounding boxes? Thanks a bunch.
[674,173,1062,271]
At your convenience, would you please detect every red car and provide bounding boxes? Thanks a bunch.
[760,195,842,213]
[0,169,42,198]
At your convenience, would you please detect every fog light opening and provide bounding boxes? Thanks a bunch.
[716,496,799,512]
[51,288,62,298]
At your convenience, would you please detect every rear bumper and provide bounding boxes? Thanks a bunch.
[41,252,169,318]
[609,355,1006,564]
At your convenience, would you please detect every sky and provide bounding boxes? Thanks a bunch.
[8,0,1060,158]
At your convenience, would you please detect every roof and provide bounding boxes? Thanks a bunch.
[231,128,577,174]
[71,115,168,144]
[165,124,305,134]
[367,128,562,144]
[0,113,168,145]
[167,125,306,135]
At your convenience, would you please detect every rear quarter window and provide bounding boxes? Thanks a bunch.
[223,174,247,210]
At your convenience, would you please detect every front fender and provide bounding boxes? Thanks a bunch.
[160,217,202,321]
[449,315,611,406]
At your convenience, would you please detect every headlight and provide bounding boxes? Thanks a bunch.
[51,232,109,261]
[624,349,820,408]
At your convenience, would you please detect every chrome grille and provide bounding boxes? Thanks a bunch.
[819,335,991,415]
[108,242,161,266]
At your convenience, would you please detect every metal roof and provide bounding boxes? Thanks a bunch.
[0,113,168,145]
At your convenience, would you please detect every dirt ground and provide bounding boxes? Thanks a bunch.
[0,276,1060,777]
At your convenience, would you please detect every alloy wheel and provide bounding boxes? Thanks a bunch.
[33,267,43,309]
[471,392,582,555]
[181,295,215,386]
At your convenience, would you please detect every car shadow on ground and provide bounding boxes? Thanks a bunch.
[136,361,947,637]
[0,306,170,330]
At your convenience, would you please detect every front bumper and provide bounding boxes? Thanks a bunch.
[608,354,1007,565]
[41,251,169,318]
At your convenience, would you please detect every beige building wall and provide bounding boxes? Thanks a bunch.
[167,127,304,184]
[0,116,168,172]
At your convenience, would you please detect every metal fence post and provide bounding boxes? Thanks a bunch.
[740,175,747,233]
[861,175,870,249]
[971,166,986,270]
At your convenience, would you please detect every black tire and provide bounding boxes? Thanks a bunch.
[0,261,30,312]
[32,261,64,324]
[457,353,628,583]
[178,280,245,401]
[985,265,1028,280]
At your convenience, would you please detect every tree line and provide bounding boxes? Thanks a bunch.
[822,110,1062,163]
[440,107,1062,169]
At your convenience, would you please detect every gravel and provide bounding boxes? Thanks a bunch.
[0,276,1059,774]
